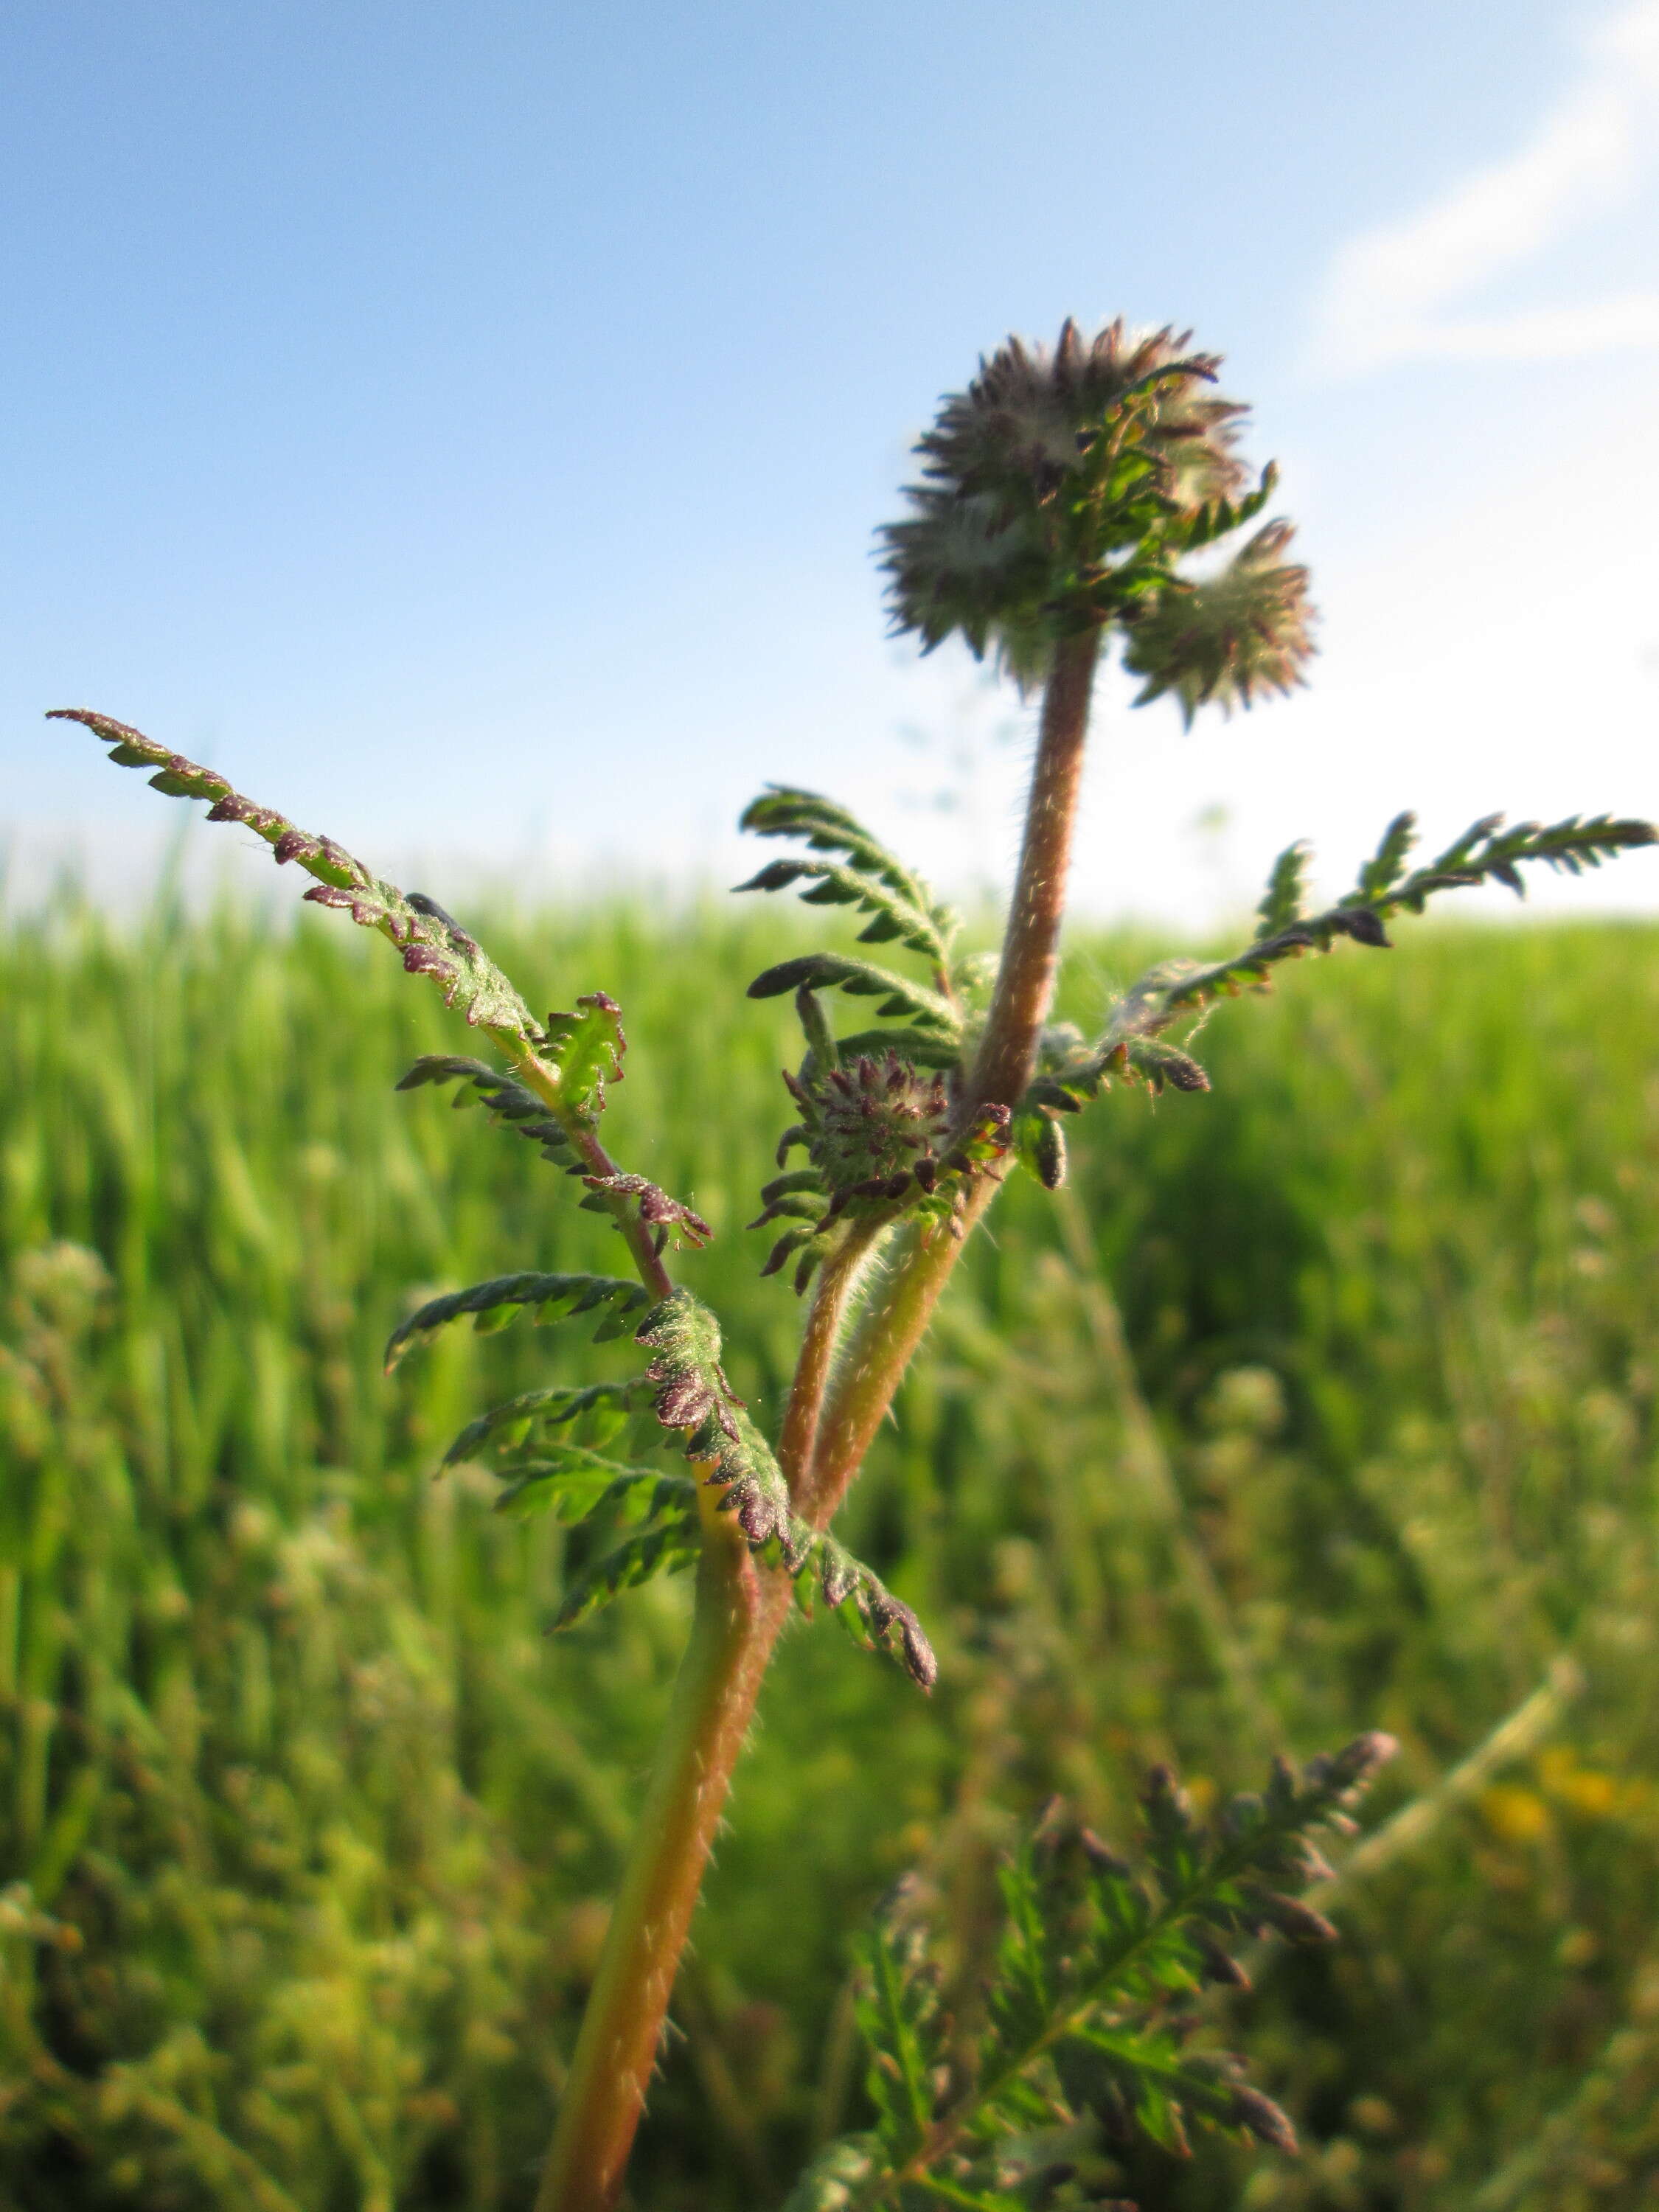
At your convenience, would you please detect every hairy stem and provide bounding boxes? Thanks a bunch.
[807,627,1102,1517]
[798,1201,984,1526]
[535,1506,774,2212]
[495,1034,675,1301]
[537,633,1101,2208]
[776,1219,886,1493]
[967,627,1102,1115]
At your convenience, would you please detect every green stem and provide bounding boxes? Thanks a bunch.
[776,1219,886,1495]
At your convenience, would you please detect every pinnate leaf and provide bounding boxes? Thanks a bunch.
[819,1736,1396,2208]
[748,953,959,1036]
[738,786,957,968]
[384,1273,650,1371]
[1102,807,1658,1046]
[50,711,536,1036]
[636,1290,938,1687]
[552,1512,701,1629]
[441,1380,647,1467]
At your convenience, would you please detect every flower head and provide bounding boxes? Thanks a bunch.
[1121,521,1317,726]
[879,318,1315,718]
[795,1050,955,1214]
[880,319,1253,683]
[914,318,1248,518]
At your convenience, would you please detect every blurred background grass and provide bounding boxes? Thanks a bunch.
[3,891,1659,2211]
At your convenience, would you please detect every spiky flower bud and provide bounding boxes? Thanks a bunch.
[878,318,1321,725]
[810,1051,954,1213]
[879,319,1253,684]
[1121,519,1316,725]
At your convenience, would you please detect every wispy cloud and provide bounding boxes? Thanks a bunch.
[1312,0,1659,373]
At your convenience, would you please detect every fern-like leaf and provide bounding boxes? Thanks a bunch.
[748,952,961,1036]
[383,1273,650,1371]
[738,787,958,969]
[50,711,536,1037]
[491,1445,698,1525]
[636,1291,938,1686]
[1255,840,1310,936]
[1104,807,1657,1040]
[396,1056,575,1166]
[440,1380,649,1467]
[821,1736,1396,2208]
[552,1512,702,1629]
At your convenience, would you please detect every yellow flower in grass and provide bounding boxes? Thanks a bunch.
[1479,1784,1551,1844]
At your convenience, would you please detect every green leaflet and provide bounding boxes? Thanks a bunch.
[493,1446,699,1526]
[1011,1107,1067,1191]
[541,992,626,1120]
[383,1273,650,1372]
[49,711,535,1037]
[636,1291,938,1688]
[1127,1039,1210,1094]
[737,787,958,970]
[400,995,627,1130]
[552,1512,702,1630]
[440,1380,648,1467]
[818,1738,1396,2208]
[747,952,959,1035]
[1171,458,1279,553]
[1352,810,1416,904]
[832,1025,962,1071]
[1256,838,1310,936]
[396,1056,574,1166]
[1087,807,1659,1051]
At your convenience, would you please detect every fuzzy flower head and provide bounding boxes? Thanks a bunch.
[879,317,1316,709]
[1122,521,1317,726]
[794,1051,954,1214]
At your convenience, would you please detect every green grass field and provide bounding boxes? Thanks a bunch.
[4,891,1659,2211]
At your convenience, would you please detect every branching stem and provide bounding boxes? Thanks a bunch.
[496,1035,675,1303]
[536,630,1103,2210]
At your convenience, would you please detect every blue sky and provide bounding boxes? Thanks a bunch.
[5,0,1658,925]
